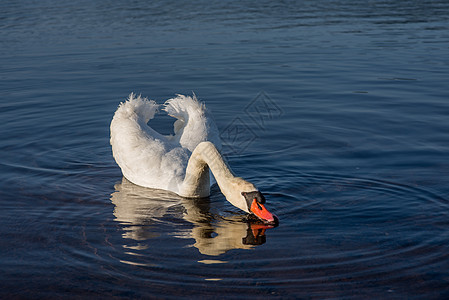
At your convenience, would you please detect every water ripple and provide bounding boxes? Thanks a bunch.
[41,171,441,298]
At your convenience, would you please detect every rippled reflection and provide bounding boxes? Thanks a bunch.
[110,178,271,256]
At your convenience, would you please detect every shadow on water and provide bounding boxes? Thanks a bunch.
[110,178,274,257]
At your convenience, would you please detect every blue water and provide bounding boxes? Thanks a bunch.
[1,0,449,298]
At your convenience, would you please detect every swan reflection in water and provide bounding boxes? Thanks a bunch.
[110,178,273,256]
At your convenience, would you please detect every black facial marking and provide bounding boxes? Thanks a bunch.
[241,191,266,208]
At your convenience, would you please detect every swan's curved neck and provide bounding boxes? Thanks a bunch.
[179,142,235,198]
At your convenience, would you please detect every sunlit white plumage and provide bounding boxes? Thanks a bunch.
[110,93,220,194]
[110,93,276,224]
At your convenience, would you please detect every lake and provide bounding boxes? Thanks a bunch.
[1,0,449,298]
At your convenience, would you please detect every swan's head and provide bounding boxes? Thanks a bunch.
[241,191,278,225]
[222,178,277,225]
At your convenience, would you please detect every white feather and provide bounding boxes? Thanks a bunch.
[110,93,221,194]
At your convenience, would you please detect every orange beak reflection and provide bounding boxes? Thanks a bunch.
[250,199,277,225]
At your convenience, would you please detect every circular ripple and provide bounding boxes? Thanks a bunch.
[12,160,448,298]
[252,172,449,297]
[87,172,449,298]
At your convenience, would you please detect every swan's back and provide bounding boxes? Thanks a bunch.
[164,94,221,152]
[110,93,221,193]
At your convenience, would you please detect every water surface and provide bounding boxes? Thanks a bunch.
[1,0,449,298]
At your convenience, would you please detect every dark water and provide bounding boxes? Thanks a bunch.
[1,0,449,298]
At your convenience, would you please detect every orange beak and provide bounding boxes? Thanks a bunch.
[250,199,276,224]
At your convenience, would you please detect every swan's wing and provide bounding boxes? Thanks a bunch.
[163,94,222,152]
[110,94,189,192]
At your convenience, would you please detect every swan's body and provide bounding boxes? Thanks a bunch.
[110,93,276,224]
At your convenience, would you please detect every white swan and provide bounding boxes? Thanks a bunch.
[110,93,276,224]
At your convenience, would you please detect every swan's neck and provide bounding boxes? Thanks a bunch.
[179,142,255,213]
[180,142,233,198]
